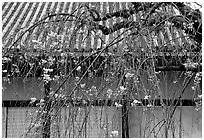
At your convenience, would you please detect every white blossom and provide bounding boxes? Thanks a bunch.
[40,99,45,103]
[41,59,47,64]
[107,89,113,94]
[155,71,161,74]
[2,57,11,62]
[82,100,87,104]
[144,95,151,100]
[111,130,119,137]
[55,94,59,98]
[131,99,141,106]
[80,83,86,88]
[191,86,196,91]
[173,80,178,84]
[43,74,52,81]
[42,111,47,114]
[60,53,66,57]
[75,76,80,81]
[49,91,54,95]
[2,70,7,73]
[183,61,199,69]
[133,99,141,104]
[32,40,39,43]
[43,68,53,73]
[54,75,60,80]
[115,102,122,107]
[198,95,202,99]
[147,104,152,107]
[48,31,57,37]
[119,86,126,92]
[91,86,97,91]
[30,97,37,103]
[125,72,134,78]
[107,89,113,98]
[76,66,81,71]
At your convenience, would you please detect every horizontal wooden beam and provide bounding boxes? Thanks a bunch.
[2,99,199,107]
[155,65,202,72]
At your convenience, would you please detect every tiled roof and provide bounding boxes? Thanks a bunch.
[2,2,198,54]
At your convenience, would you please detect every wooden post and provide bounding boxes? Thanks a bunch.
[122,95,129,138]
[42,81,51,138]
[5,107,8,138]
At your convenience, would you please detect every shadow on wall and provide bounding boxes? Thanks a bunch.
[128,106,202,138]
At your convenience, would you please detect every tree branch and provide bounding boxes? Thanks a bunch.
[172,2,202,44]
[86,2,202,45]
[86,3,143,21]
[91,20,139,35]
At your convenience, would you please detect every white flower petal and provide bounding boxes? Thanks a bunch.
[30,97,37,103]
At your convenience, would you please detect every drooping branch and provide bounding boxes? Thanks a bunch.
[91,20,139,35]
[91,9,136,21]
[143,2,164,25]
[3,11,78,57]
